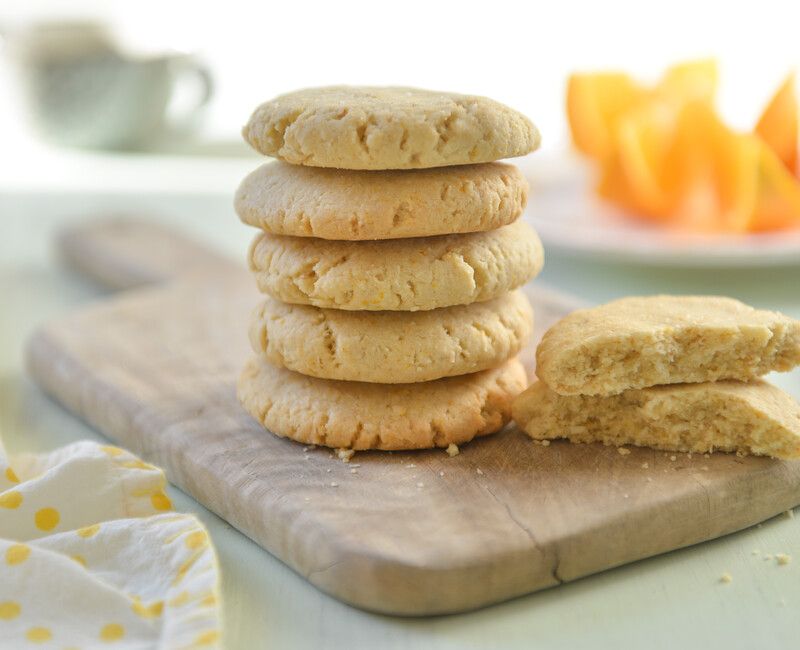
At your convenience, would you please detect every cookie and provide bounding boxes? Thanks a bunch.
[512,379,800,459]
[235,161,528,240]
[537,295,800,396]
[249,291,533,383]
[242,86,540,169]
[238,356,527,450]
[248,220,543,311]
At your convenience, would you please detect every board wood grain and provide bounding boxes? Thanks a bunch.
[26,219,800,615]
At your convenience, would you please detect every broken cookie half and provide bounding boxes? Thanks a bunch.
[518,294,800,459]
[513,379,800,459]
[536,295,800,396]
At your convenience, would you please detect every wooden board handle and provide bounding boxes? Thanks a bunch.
[58,218,237,290]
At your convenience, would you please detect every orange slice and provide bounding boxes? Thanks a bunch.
[658,59,719,105]
[566,72,645,160]
[664,102,757,232]
[751,138,800,231]
[755,73,798,175]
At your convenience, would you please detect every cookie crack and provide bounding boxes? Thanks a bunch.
[317,414,329,447]
[431,422,446,447]
[447,252,478,294]
[320,316,339,367]
[392,201,412,227]
[434,109,461,153]
[442,323,468,360]
[351,421,366,448]
[265,108,303,156]
[355,116,377,156]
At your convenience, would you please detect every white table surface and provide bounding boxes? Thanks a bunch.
[2,153,800,650]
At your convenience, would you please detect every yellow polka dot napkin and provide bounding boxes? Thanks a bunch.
[0,440,220,648]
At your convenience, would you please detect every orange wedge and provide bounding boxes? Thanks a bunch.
[663,102,757,232]
[750,137,800,231]
[567,61,800,232]
[566,72,645,159]
[612,102,676,220]
[657,59,719,105]
[596,148,644,215]
[754,73,798,175]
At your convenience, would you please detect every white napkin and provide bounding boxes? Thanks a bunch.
[0,439,220,648]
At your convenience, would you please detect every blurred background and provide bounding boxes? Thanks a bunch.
[2,1,800,171]
[2,0,800,287]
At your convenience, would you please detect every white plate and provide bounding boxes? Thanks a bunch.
[520,151,800,267]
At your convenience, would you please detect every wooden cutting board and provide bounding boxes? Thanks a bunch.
[26,219,800,616]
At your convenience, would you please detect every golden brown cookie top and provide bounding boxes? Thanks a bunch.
[238,357,527,450]
[242,86,540,169]
[247,220,544,311]
[235,161,528,240]
[536,295,800,396]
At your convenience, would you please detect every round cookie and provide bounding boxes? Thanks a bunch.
[248,220,544,311]
[237,356,527,450]
[242,86,540,170]
[235,161,529,240]
[249,291,533,383]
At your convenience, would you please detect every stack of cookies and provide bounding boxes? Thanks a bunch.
[235,86,543,450]
[513,296,800,458]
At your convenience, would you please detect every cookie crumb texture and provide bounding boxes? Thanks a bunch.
[537,295,800,396]
[238,356,527,450]
[249,291,533,383]
[235,162,528,240]
[512,379,800,459]
[242,86,540,170]
[248,220,544,311]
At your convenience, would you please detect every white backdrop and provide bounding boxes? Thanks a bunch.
[2,0,800,149]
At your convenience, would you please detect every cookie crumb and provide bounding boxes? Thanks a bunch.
[641,462,649,469]
[618,447,631,456]
[330,482,339,487]
[669,455,677,462]
[776,554,791,565]
[720,572,733,584]
[446,443,460,457]
[337,448,355,463]
[541,440,551,447]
